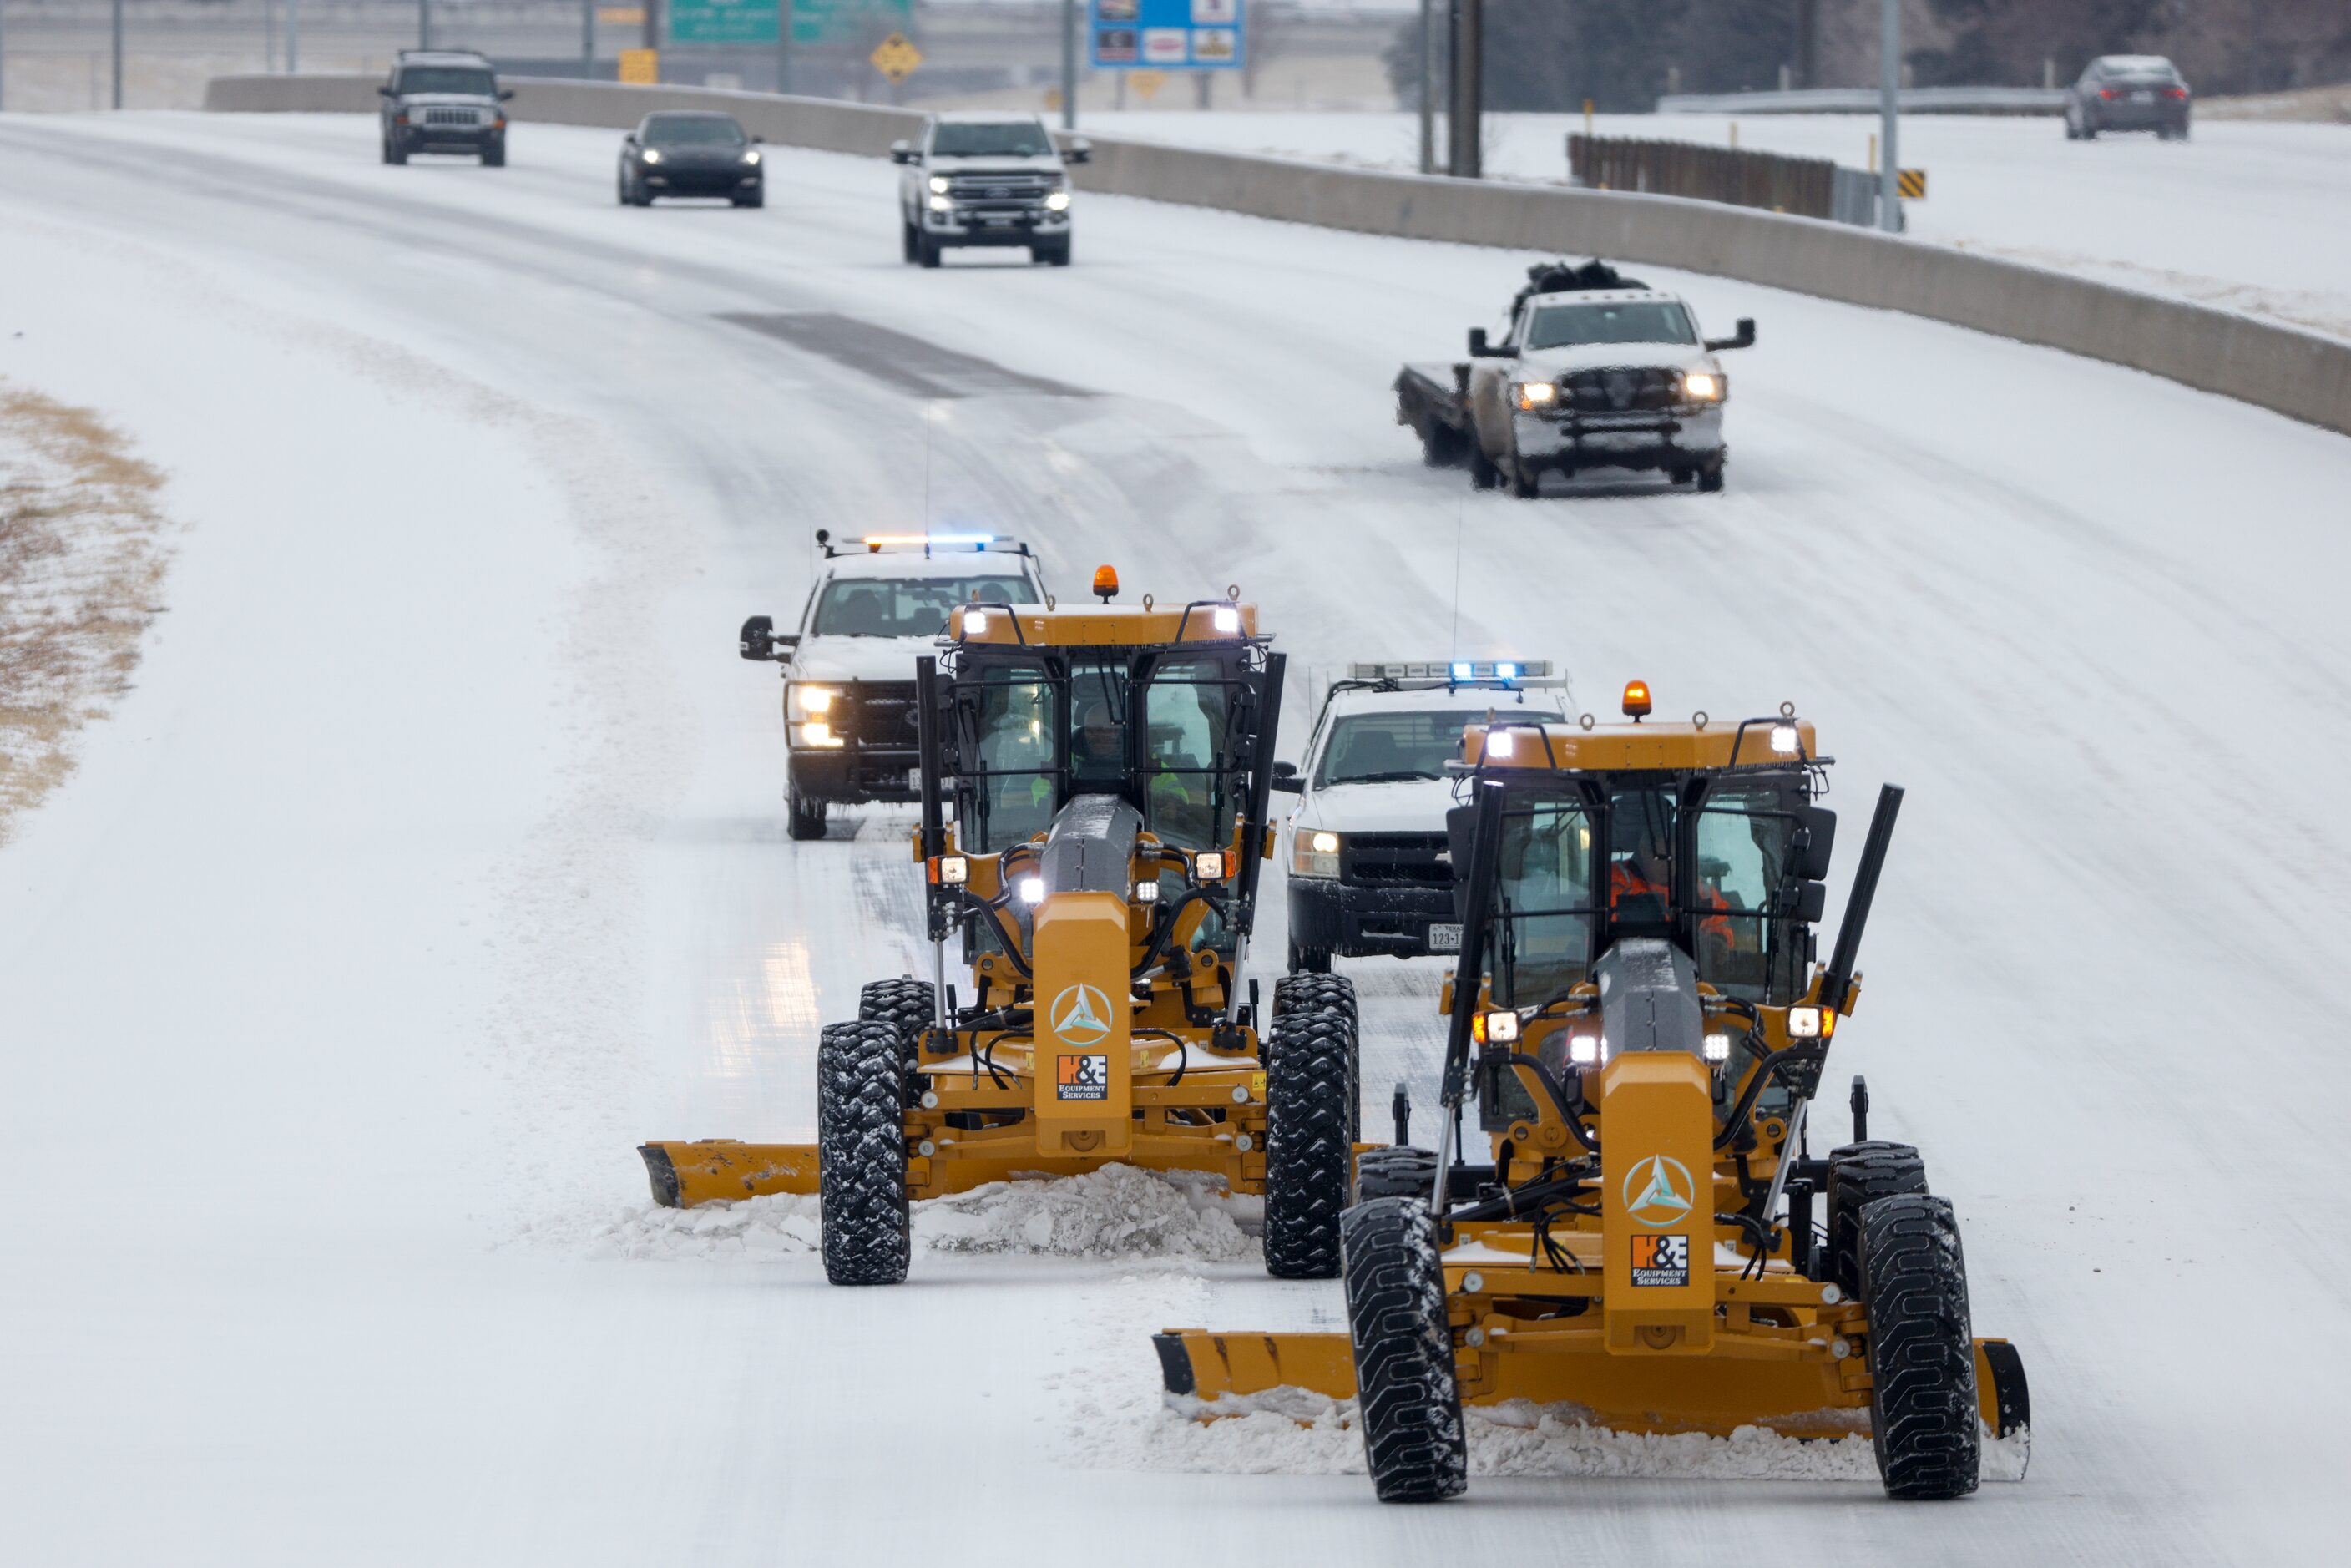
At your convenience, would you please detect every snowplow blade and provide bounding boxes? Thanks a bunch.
[638,1140,819,1207]
[1151,1330,2030,1441]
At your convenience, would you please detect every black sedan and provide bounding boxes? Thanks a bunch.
[2065,55,2192,141]
[618,113,766,207]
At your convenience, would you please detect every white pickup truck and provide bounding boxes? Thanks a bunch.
[1395,260,1755,498]
[1273,661,1568,972]
[738,533,1049,840]
[890,111,1090,268]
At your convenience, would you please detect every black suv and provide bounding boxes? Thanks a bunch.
[379,50,511,166]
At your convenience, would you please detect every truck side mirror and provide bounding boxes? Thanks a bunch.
[1794,881,1828,923]
[377,84,395,96]
[1704,317,1757,352]
[1467,327,1489,357]
[889,140,917,164]
[498,89,516,102]
[1269,761,1303,794]
[1064,139,1093,164]
[740,615,776,661]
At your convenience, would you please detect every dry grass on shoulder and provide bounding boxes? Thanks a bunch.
[0,383,173,842]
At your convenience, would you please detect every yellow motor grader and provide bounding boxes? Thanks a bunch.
[640,573,1363,1285]
[1154,685,2027,1501]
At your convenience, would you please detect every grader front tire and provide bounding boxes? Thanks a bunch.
[1342,1196,1468,1502]
[817,1020,910,1287]
[1862,1192,1981,1500]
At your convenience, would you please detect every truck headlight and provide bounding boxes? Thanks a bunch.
[928,175,951,195]
[1510,381,1558,411]
[797,721,844,749]
[742,149,761,166]
[1683,371,1722,401]
[640,149,664,165]
[1292,830,1340,878]
[1045,190,1071,211]
[787,684,838,721]
[928,194,953,212]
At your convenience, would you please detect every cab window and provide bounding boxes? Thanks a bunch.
[811,574,1026,638]
[1315,710,1483,787]
[1066,660,1131,794]
[1140,659,1235,850]
[965,663,1055,853]
[1489,797,1597,1007]
[1690,780,1807,1004]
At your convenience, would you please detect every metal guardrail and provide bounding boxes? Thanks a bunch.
[1569,134,1886,229]
[1656,87,2066,117]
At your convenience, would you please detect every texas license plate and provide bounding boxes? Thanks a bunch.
[907,769,922,791]
[1428,923,1463,952]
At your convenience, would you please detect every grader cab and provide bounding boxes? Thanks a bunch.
[1154,688,2026,1501]
[640,579,1363,1286]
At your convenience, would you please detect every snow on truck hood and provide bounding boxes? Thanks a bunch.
[1292,775,1462,837]
[786,634,943,685]
[924,154,1065,174]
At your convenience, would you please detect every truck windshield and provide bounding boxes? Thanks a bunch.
[397,68,495,96]
[645,116,746,145]
[1526,301,1696,349]
[932,121,1054,158]
[811,575,1027,637]
[1316,710,1485,787]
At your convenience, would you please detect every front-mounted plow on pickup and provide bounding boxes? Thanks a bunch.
[1155,690,2027,1501]
[641,577,1367,1284]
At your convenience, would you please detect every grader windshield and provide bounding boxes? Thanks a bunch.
[1476,769,1818,1008]
[954,644,1261,854]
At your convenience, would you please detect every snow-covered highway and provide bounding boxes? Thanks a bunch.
[4,109,2351,1565]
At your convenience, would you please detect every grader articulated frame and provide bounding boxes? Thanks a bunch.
[641,584,1364,1285]
[1155,695,2027,1501]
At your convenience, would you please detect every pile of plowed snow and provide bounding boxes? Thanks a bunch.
[1141,1389,2029,1483]
[583,1163,1256,1263]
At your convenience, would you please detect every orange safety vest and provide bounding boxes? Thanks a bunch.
[1610,862,1736,945]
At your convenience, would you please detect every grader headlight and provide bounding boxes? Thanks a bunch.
[1193,850,1228,882]
[1787,1004,1834,1039]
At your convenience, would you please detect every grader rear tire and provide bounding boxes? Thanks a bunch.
[1862,1193,1981,1499]
[1261,1006,1354,1278]
[1828,1141,1929,1298]
[817,1020,909,1286]
[1343,1196,1468,1502]
[1353,1145,1439,1203]
[1272,973,1359,1145]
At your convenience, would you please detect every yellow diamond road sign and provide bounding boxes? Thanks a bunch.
[870,33,923,84]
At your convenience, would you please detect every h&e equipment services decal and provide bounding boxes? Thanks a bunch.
[1057,1053,1110,1101]
[1631,1232,1690,1287]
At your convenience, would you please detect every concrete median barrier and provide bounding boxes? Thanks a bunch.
[202,74,2351,438]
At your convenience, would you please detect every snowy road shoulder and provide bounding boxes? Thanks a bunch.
[0,382,172,840]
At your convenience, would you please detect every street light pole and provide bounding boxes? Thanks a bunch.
[110,0,123,109]
[1059,0,1076,130]
[1878,0,1900,233]
[1417,0,1435,174]
[1446,0,1480,178]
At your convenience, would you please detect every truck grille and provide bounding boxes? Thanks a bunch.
[945,171,1055,210]
[849,681,920,751]
[1560,367,1681,412]
[1344,833,1453,888]
[422,106,483,127]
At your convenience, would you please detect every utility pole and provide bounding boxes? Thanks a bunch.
[1878,0,1900,232]
[1059,0,1076,130]
[110,0,123,109]
[1446,0,1480,178]
[1417,0,1436,173]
